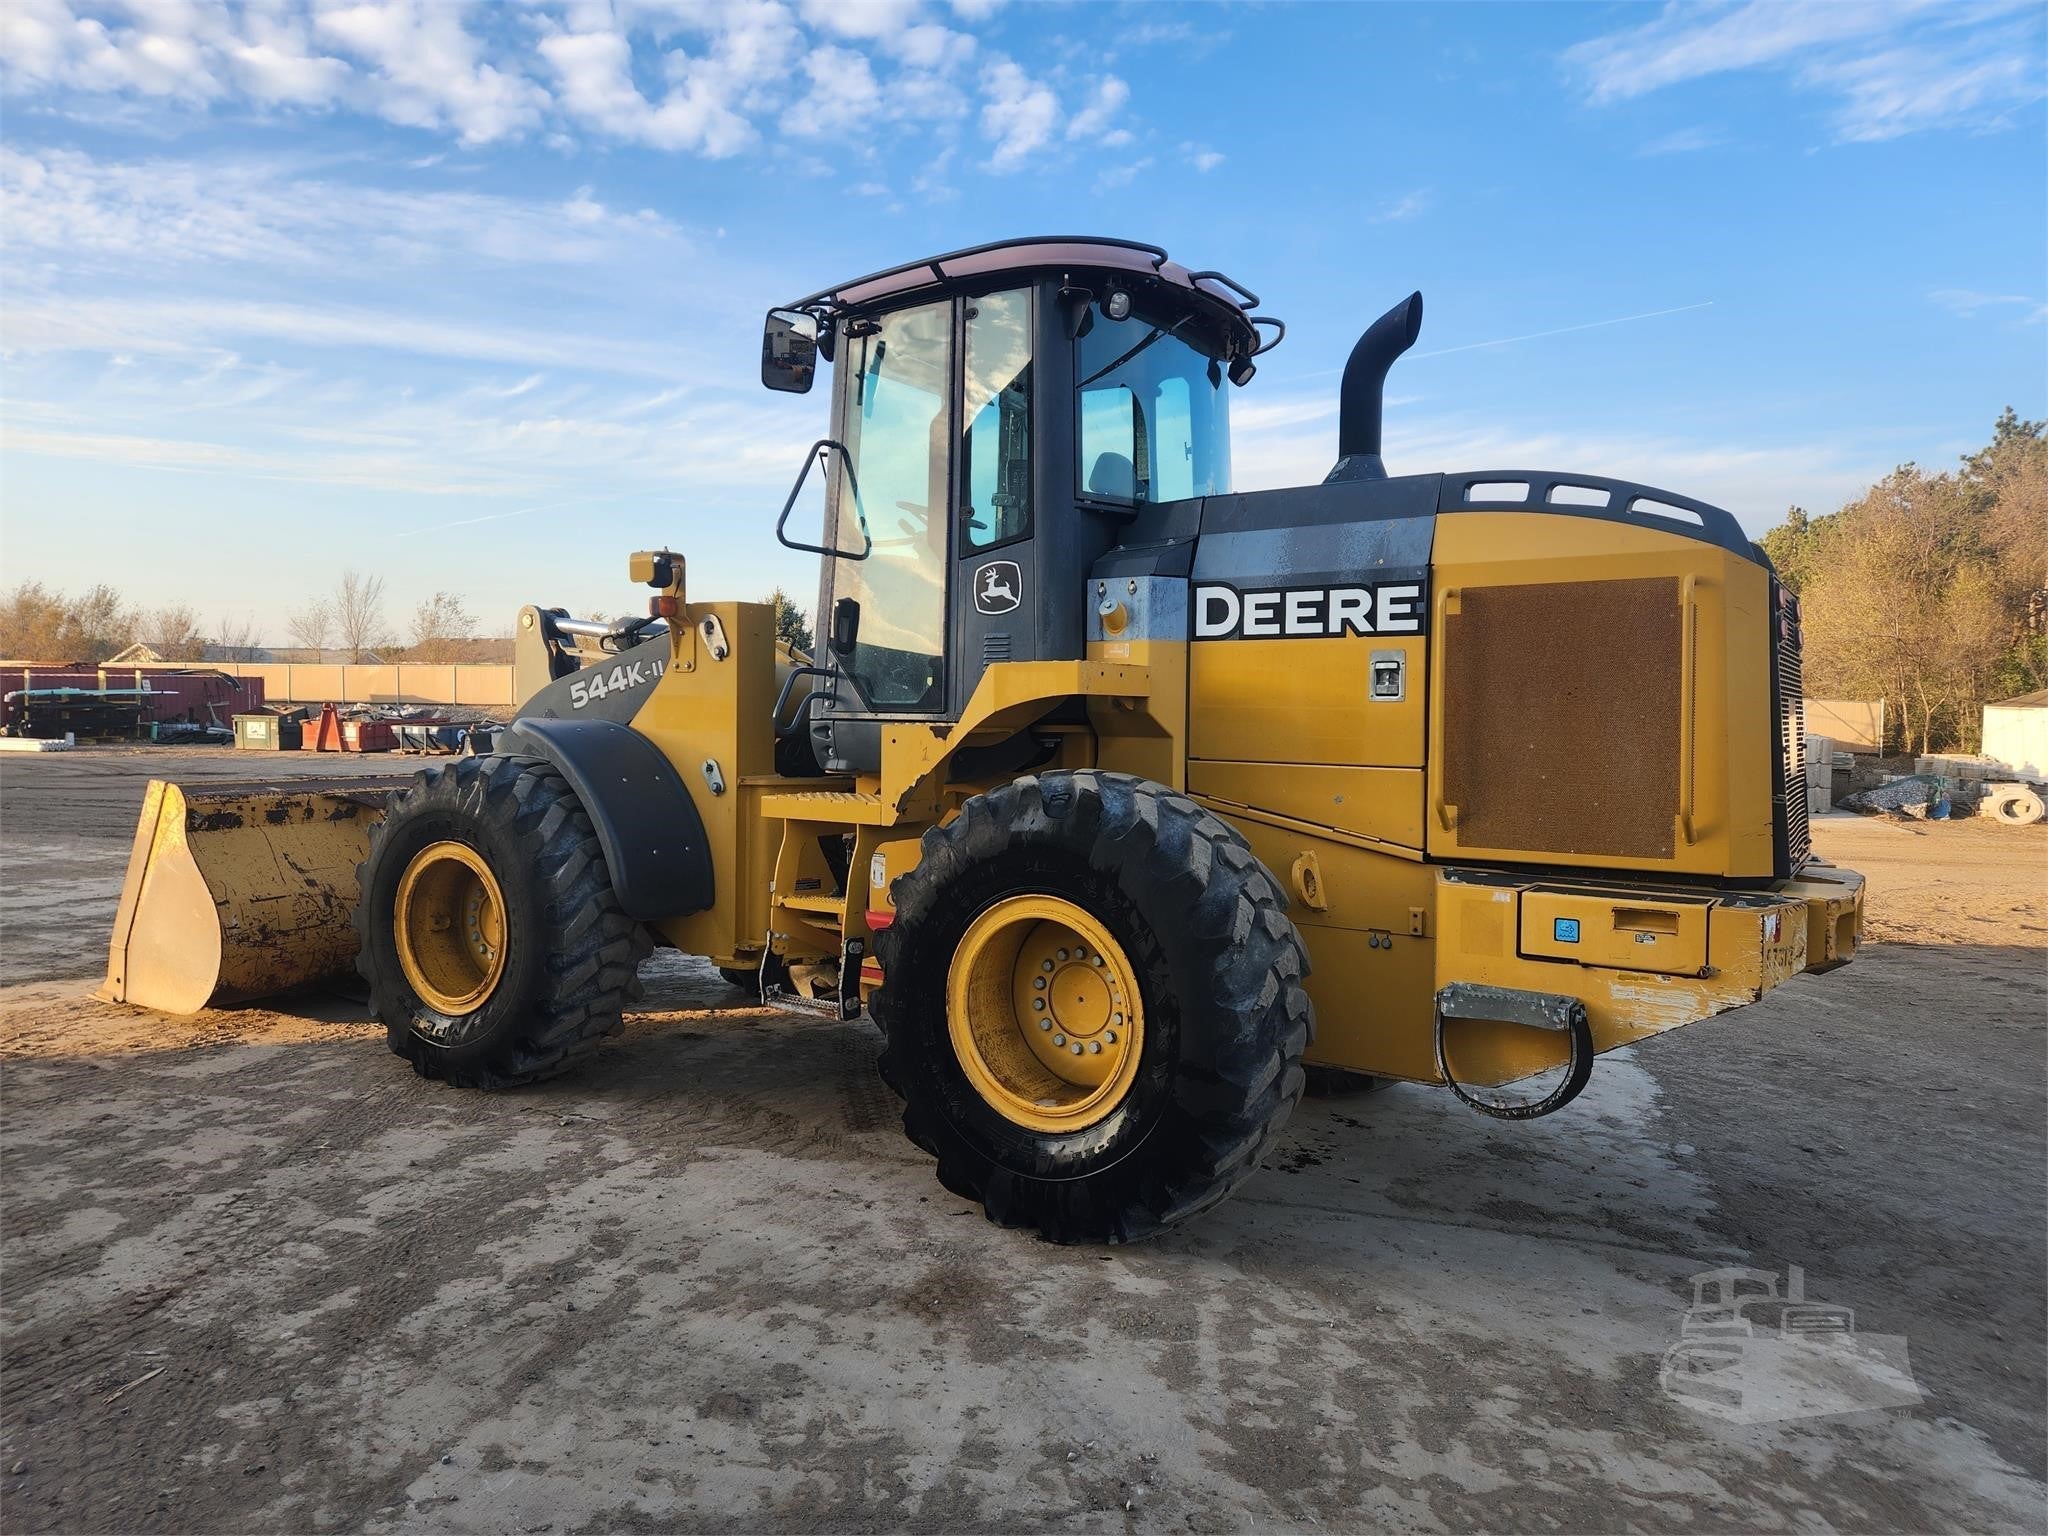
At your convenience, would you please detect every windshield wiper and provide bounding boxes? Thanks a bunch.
[1076,314,1195,390]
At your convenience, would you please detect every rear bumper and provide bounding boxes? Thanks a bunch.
[1430,860,1866,1085]
[1778,858,1864,974]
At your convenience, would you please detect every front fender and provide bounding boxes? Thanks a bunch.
[496,717,714,921]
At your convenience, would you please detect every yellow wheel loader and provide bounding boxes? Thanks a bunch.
[102,236,1865,1242]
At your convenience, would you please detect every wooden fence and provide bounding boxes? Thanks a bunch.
[1805,698,1886,753]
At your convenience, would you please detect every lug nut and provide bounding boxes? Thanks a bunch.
[1112,1012,1123,1026]
[1033,998,1045,1011]
[1042,959,1054,972]
[1070,1042,1084,1056]
[1034,977,1047,991]
[1057,948,1069,962]
[1053,1033,1066,1047]
[1105,1030,1118,1044]
[1092,954,1105,967]
[1088,1041,1102,1055]
[1039,1018,1052,1031]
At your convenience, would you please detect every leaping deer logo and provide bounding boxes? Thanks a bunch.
[976,561,1021,614]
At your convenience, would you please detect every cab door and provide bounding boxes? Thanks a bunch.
[951,288,1037,713]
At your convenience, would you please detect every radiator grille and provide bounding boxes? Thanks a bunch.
[1441,577,1682,859]
[1774,587,1811,872]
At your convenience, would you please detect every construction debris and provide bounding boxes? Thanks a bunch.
[1979,783,2046,826]
[1839,775,1950,819]
[1914,753,2041,785]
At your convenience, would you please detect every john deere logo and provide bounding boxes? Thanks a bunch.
[974,560,1021,615]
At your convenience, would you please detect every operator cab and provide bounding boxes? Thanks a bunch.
[763,237,1279,776]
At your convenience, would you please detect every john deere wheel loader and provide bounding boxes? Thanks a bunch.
[102,236,1865,1242]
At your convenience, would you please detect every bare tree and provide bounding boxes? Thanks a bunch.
[139,604,207,661]
[286,599,335,659]
[334,571,392,663]
[212,613,263,661]
[408,590,477,663]
[66,584,136,663]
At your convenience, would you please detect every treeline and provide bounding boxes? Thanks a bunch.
[1762,408,2047,757]
[0,571,503,666]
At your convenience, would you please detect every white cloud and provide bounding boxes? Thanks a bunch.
[1567,1,1918,103]
[911,143,957,200]
[1181,141,1224,172]
[1636,124,1727,156]
[1372,189,1431,223]
[1230,390,1889,529]
[0,0,227,97]
[798,0,922,42]
[1809,36,2046,141]
[890,22,972,70]
[0,1,1098,162]
[781,43,880,137]
[228,35,349,104]
[313,0,548,144]
[3,291,682,376]
[0,144,683,271]
[538,3,802,156]
[1065,73,1127,140]
[978,54,1057,171]
[1566,1,2047,143]
[1093,154,1152,193]
[947,0,1005,21]
[1930,288,2046,322]
[2,0,1015,158]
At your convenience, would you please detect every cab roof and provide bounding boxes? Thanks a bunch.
[780,236,1274,360]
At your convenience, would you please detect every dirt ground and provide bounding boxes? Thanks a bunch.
[2,748,2043,1533]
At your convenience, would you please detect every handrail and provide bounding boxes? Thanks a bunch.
[1185,269,1262,309]
[783,236,1172,311]
[775,439,871,562]
[1677,574,1699,844]
[1432,585,1461,832]
[1437,471,1756,562]
[772,665,835,740]
[1247,316,1287,355]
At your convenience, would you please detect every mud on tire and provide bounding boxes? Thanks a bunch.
[873,770,1314,1243]
[355,754,652,1088]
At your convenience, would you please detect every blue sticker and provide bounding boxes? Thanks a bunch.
[1553,917,1581,944]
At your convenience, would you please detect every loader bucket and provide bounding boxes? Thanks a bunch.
[98,777,407,1014]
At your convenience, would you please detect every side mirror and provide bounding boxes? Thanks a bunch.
[762,309,819,394]
[830,597,860,657]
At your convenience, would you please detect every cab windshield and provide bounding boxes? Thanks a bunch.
[1076,301,1231,504]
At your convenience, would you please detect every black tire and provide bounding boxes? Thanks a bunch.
[355,754,652,1088]
[873,771,1314,1243]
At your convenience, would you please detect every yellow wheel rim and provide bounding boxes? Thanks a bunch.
[395,841,507,1015]
[946,895,1145,1133]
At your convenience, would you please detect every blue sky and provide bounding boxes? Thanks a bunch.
[2,0,2043,641]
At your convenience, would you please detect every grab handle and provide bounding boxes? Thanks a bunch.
[1431,585,1460,834]
[776,440,871,562]
[1678,574,1699,844]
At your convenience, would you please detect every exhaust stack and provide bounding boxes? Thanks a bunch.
[1326,290,1423,483]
